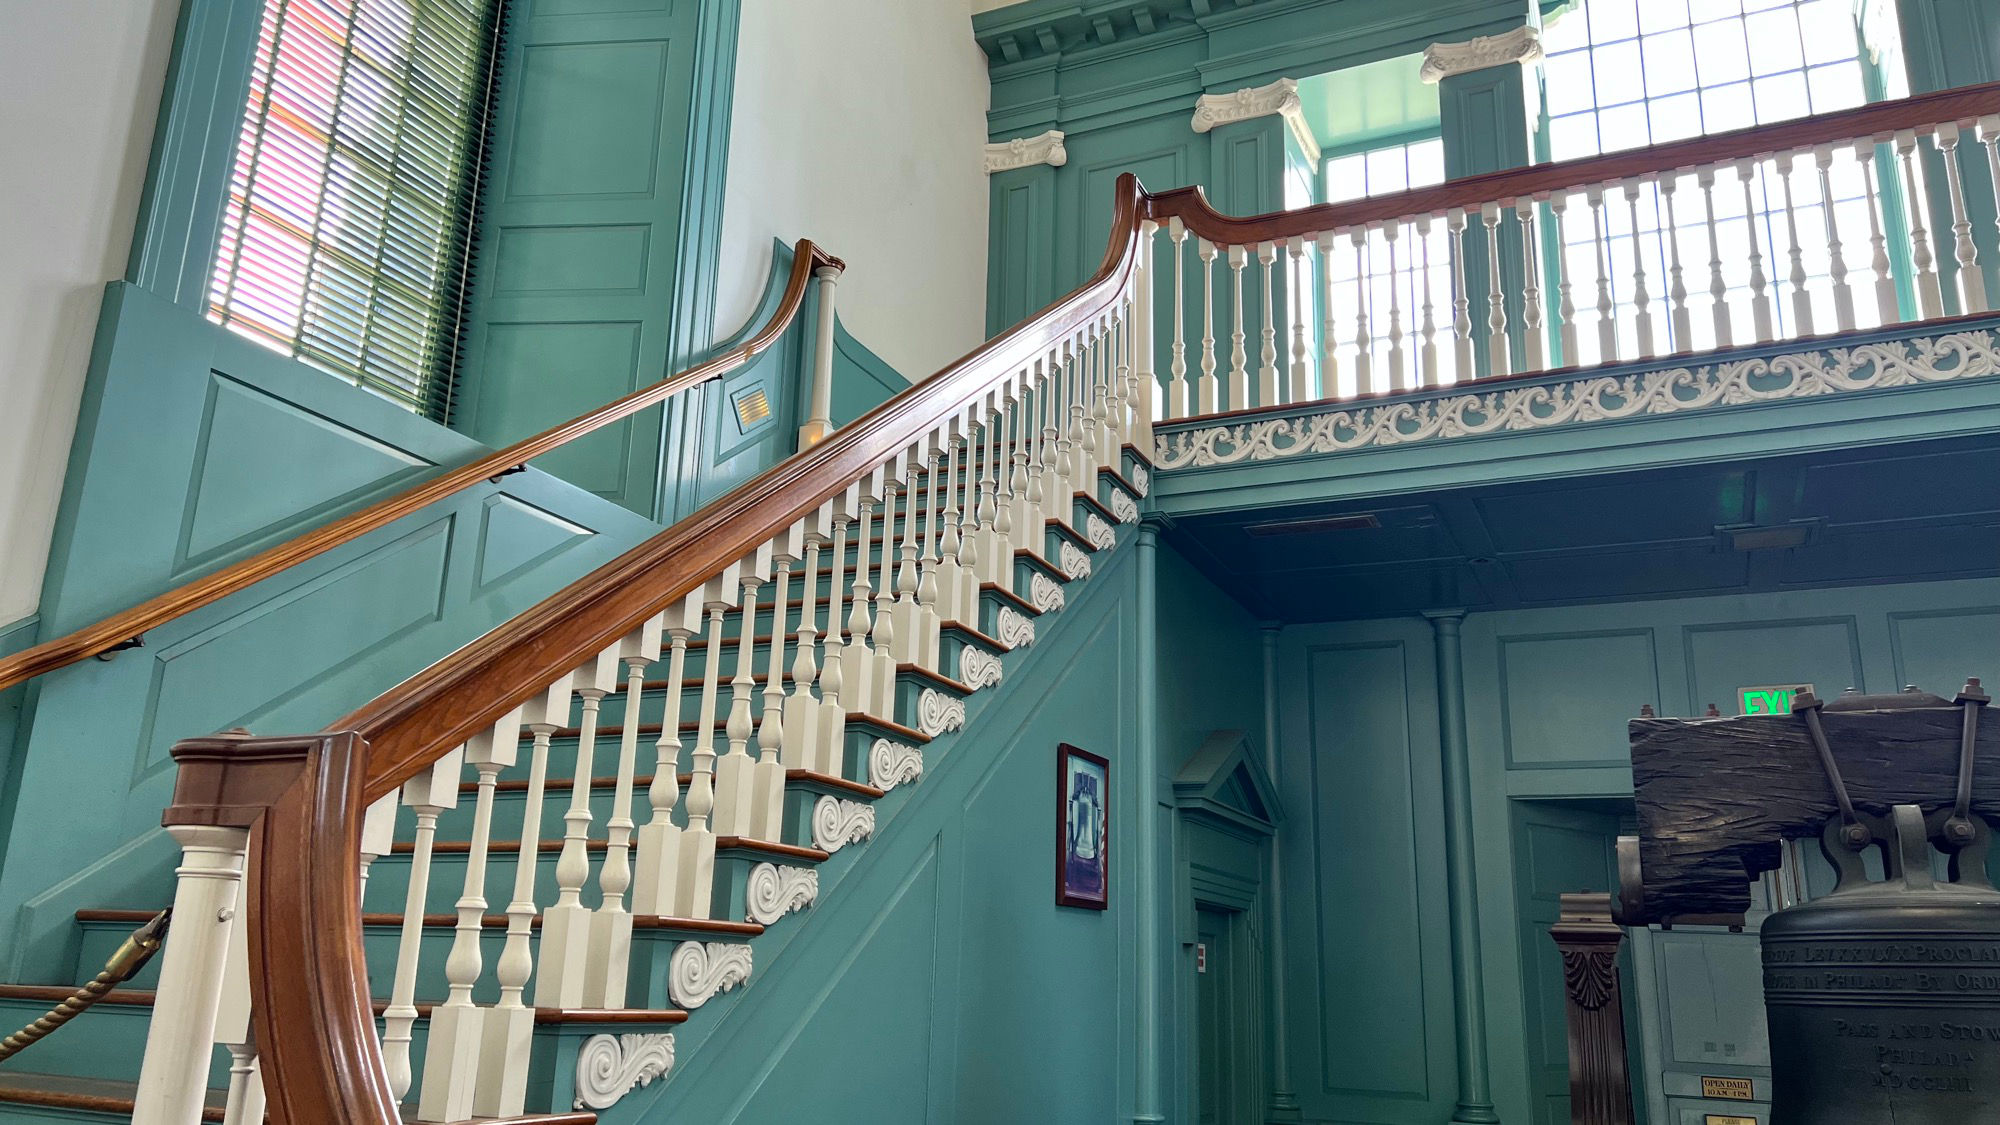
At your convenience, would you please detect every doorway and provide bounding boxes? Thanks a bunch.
[1194,902,1256,1125]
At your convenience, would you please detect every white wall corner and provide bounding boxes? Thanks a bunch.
[1419,24,1543,85]
[1189,78,1318,165]
[983,129,1067,174]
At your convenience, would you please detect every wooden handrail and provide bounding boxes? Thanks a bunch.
[0,240,844,694]
[179,173,1147,1124]
[1151,80,2000,246]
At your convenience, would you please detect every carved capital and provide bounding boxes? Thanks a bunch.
[1190,78,1319,163]
[1420,25,1543,84]
[984,129,1067,174]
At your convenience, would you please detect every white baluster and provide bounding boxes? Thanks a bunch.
[1815,144,1856,332]
[1132,220,1157,446]
[1774,151,1813,337]
[134,824,246,1125]
[1288,237,1309,403]
[1516,198,1545,372]
[1587,184,1618,362]
[869,470,900,720]
[421,708,518,1122]
[385,747,464,1099]
[1054,342,1079,516]
[632,616,692,919]
[1981,117,2000,278]
[1352,229,1373,391]
[357,790,398,906]
[750,539,792,842]
[1383,222,1407,389]
[1257,242,1278,406]
[713,562,765,837]
[1318,230,1339,396]
[477,669,572,1118]
[1550,193,1580,365]
[679,590,729,919]
[1624,181,1655,358]
[1935,121,1988,314]
[1417,214,1439,385]
[1198,239,1219,414]
[785,522,825,773]
[538,649,620,1009]
[1482,201,1510,375]
[1859,138,1901,324]
[938,432,967,626]
[1227,244,1250,410]
[1660,176,1692,351]
[1448,209,1473,379]
[1168,219,1190,418]
[814,504,848,774]
[1698,166,1733,348]
[214,891,261,1125]
[1738,158,1776,342]
[589,618,658,1010]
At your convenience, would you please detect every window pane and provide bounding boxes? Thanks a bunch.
[1806,59,1865,111]
[1326,153,1368,202]
[1688,0,1742,22]
[1549,113,1601,161]
[1544,9,1592,52]
[1545,50,1598,115]
[1642,30,1698,95]
[1592,40,1646,105]
[1798,0,1857,63]
[1599,102,1652,152]
[1649,92,1703,142]
[1745,7,1805,74]
[1588,0,1641,43]
[1752,70,1811,124]
[1639,0,1691,34]
[1690,18,1752,84]
[1407,138,1446,188]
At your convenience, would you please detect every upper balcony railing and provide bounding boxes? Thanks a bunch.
[1145,81,2000,423]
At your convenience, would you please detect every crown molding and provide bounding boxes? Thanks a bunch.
[1190,77,1318,163]
[1419,24,1542,84]
[984,129,1068,174]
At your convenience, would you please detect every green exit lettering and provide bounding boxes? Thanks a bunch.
[1738,684,1813,716]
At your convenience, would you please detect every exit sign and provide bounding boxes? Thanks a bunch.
[1738,684,1813,716]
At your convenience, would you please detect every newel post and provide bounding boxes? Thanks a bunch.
[799,262,844,447]
[1549,892,1636,1125]
[132,819,249,1125]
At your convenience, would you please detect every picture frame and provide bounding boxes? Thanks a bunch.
[1056,743,1110,909]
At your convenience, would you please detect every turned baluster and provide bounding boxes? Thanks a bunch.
[590,622,658,1009]
[539,649,620,1008]
[1738,158,1776,342]
[1935,122,1988,314]
[632,616,693,917]
[1981,117,2000,278]
[843,497,879,725]
[1168,219,1190,418]
[871,472,902,720]
[1550,193,1581,364]
[420,708,520,1122]
[1896,129,1944,318]
[713,565,765,837]
[384,748,464,1099]
[1587,184,1617,363]
[1660,176,1692,351]
[1858,138,1901,324]
[1257,242,1279,407]
[1318,230,1340,396]
[1482,202,1510,375]
[1352,229,1373,391]
[479,670,574,1117]
[1198,240,1219,414]
[680,594,727,919]
[1624,181,1655,358]
[1447,209,1473,379]
[357,792,398,905]
[1697,166,1734,347]
[1383,223,1407,390]
[1226,244,1250,409]
[750,539,791,841]
[939,432,967,626]
[1287,238,1308,403]
[916,441,946,670]
[1773,151,1813,336]
[785,521,825,773]
[1815,144,1856,332]
[1417,214,1440,384]
[1517,198,1545,372]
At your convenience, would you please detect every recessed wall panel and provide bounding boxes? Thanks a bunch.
[488,225,651,295]
[474,321,643,496]
[1684,618,1863,716]
[505,40,669,199]
[1500,630,1659,767]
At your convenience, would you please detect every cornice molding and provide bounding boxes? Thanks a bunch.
[1190,78,1319,163]
[984,129,1068,174]
[1419,24,1542,84]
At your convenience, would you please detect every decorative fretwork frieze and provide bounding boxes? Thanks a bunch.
[1154,331,2000,470]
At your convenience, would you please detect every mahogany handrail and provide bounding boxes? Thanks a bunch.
[0,240,845,694]
[174,174,1147,1124]
[1150,80,2000,246]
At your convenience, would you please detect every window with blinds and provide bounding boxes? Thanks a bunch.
[208,0,502,417]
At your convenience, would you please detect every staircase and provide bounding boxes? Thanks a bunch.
[0,181,1155,1119]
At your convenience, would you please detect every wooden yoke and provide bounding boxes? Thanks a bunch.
[1623,686,1999,922]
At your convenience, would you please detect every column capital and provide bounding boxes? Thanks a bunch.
[1423,607,1469,630]
[1420,24,1543,85]
[983,129,1066,174]
[1190,77,1319,164]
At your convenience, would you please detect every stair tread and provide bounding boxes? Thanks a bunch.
[1072,488,1118,523]
[474,769,882,799]
[522,713,930,745]
[713,837,830,863]
[981,581,1040,616]
[0,1070,226,1122]
[0,984,686,1026]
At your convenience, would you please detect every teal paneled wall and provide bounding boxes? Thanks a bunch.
[0,616,39,858]
[1275,575,2000,1125]
[0,284,662,982]
[644,547,1148,1123]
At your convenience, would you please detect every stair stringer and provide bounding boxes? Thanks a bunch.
[612,542,1145,1125]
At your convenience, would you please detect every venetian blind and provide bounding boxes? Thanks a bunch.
[208,0,501,416]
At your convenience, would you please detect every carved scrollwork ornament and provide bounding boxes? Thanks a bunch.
[1129,463,1149,497]
[996,607,1037,649]
[667,941,753,1008]
[1560,947,1620,1011]
[811,796,875,852]
[745,862,818,924]
[574,1032,675,1110]
[917,688,967,737]
[960,644,1003,689]
[1085,513,1117,549]
[868,737,924,789]
[1109,488,1141,524]
[1059,540,1093,580]
[1030,572,1065,612]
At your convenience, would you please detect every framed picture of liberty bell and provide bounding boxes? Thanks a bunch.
[1618,679,2000,1125]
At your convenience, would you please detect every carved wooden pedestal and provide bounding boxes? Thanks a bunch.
[1549,892,1634,1125]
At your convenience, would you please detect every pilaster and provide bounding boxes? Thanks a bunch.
[1426,26,1538,378]
[1133,515,1168,1125]
[1259,625,1303,1122]
[1424,609,1501,1125]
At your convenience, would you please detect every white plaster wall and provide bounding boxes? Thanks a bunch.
[715,0,991,384]
[0,0,180,625]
